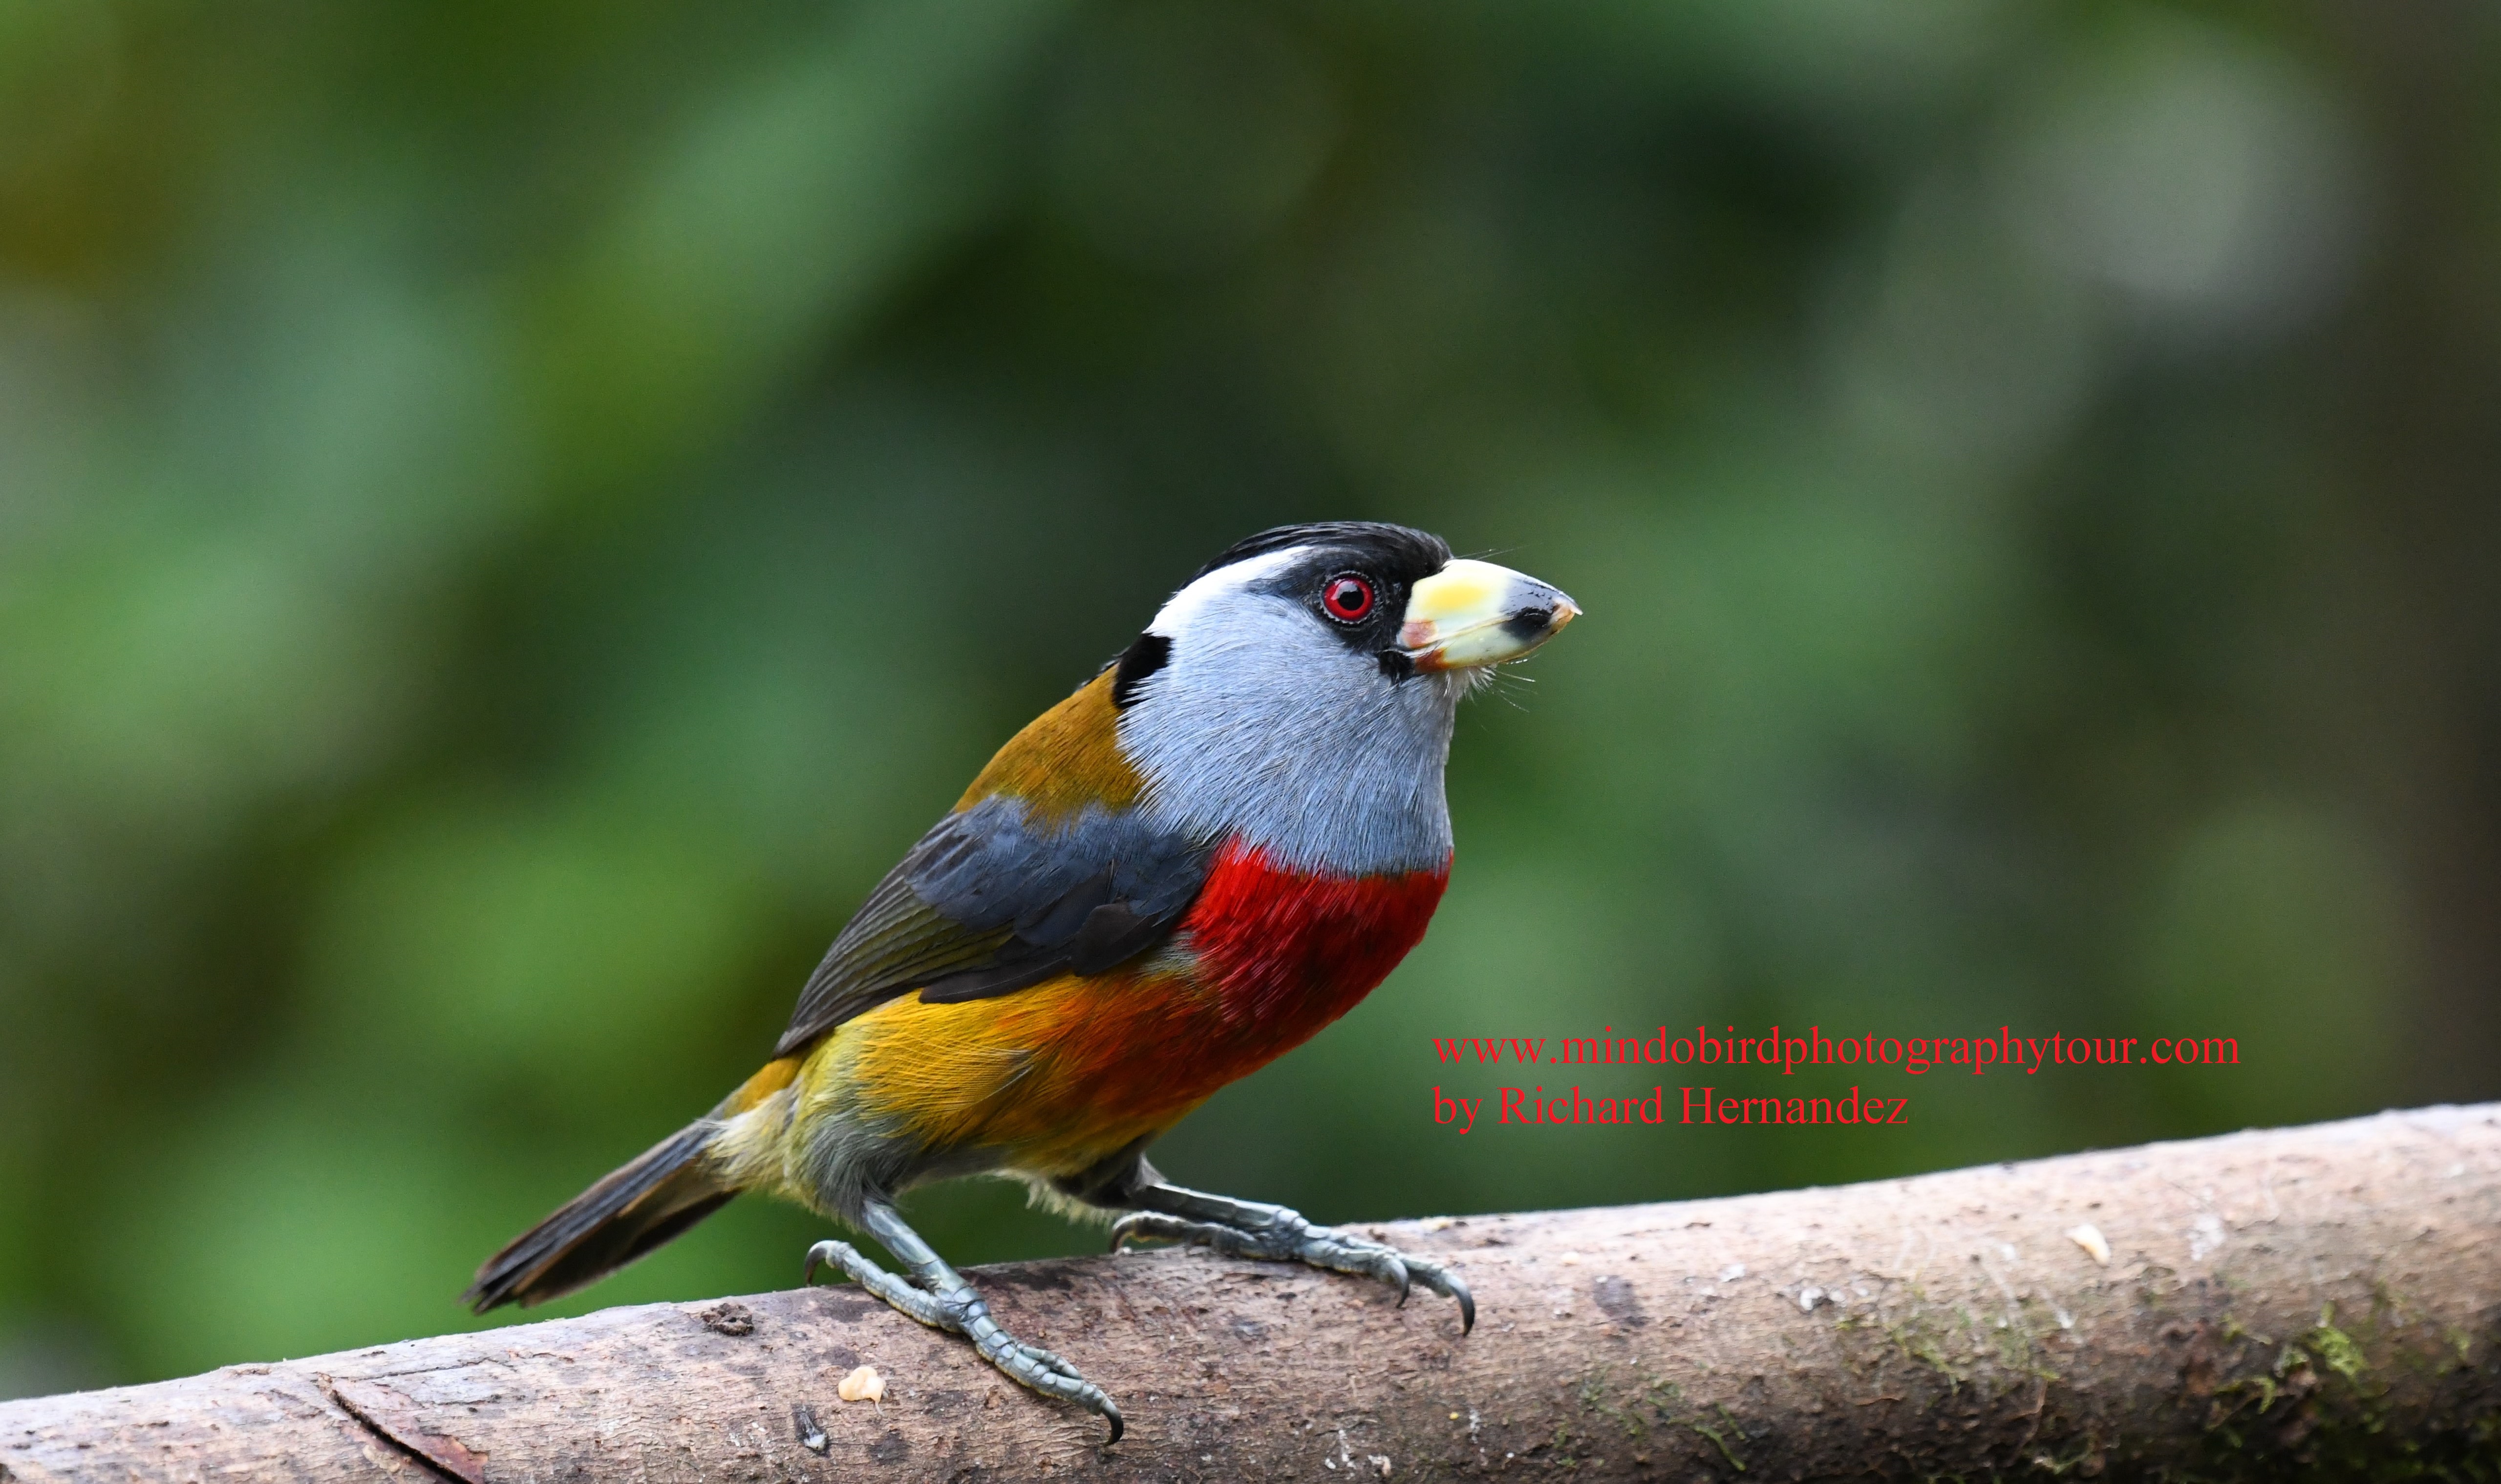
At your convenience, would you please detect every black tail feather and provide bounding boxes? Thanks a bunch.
[465,1121,734,1313]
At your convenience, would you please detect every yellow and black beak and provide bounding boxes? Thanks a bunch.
[1398,558,1580,672]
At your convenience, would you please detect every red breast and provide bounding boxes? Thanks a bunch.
[1182,838,1450,1044]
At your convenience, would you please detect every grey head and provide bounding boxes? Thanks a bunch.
[1110,521,1578,877]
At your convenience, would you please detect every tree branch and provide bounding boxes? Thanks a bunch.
[6,1106,2499,1481]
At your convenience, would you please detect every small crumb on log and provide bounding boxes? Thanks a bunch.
[2067,1224,2112,1265]
[837,1365,886,1403]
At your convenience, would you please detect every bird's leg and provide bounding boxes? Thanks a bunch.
[1108,1178,1475,1332]
[805,1200,1124,1442]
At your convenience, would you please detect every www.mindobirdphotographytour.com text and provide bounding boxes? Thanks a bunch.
[1427,1024,2241,1132]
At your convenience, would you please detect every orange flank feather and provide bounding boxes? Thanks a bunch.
[778,842,1450,1182]
[953,669,1144,821]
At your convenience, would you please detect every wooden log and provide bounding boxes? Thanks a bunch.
[6,1105,2499,1481]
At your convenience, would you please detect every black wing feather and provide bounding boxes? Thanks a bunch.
[775,796,1212,1057]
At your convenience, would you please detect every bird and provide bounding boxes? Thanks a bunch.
[464,521,1579,1439]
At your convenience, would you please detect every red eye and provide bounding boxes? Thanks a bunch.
[1322,574,1375,623]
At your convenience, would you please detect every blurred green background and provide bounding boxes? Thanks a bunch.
[4,0,2497,1396]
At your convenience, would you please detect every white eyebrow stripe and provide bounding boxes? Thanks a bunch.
[1146,547,1304,638]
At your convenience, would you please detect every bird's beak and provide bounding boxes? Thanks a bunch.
[1398,558,1581,672]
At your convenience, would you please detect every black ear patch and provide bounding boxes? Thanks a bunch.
[1111,632,1172,708]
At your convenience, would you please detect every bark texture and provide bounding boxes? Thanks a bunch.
[5,1106,2499,1482]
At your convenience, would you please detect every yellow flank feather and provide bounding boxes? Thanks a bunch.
[953,669,1144,820]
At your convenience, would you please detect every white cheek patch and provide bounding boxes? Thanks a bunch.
[1148,548,1304,640]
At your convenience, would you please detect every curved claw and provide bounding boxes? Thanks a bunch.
[1413,1263,1475,1332]
[1400,1253,1475,1332]
[1102,1399,1125,1444]
[802,1239,841,1287]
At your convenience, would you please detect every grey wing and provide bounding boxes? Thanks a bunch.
[773,795,1213,1058]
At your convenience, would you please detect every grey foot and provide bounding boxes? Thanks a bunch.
[806,1238,1124,1442]
[1108,1207,1475,1333]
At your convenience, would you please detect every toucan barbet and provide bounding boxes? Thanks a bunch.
[467,522,1580,1439]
